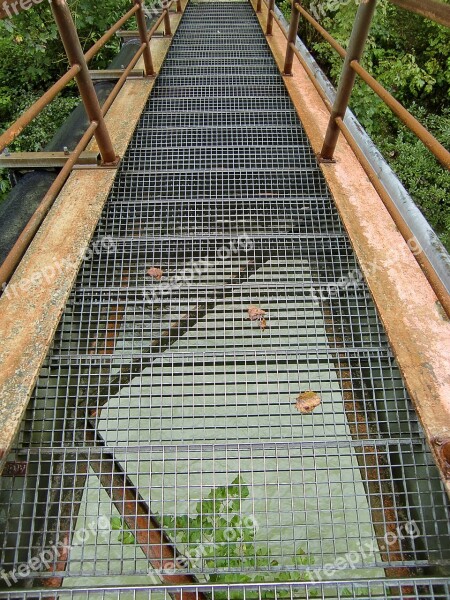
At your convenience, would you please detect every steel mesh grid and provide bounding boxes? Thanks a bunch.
[94,198,344,237]
[1,441,450,580]
[157,71,281,82]
[134,123,307,143]
[74,238,355,289]
[2,580,450,600]
[136,113,304,129]
[22,349,420,448]
[173,38,270,45]
[51,286,387,356]
[143,98,294,112]
[108,172,329,202]
[130,127,307,147]
[2,0,450,594]
[118,148,319,173]
[151,86,289,99]
[167,49,277,57]
[163,57,278,66]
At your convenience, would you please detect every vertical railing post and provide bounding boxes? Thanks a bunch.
[256,0,262,13]
[164,8,172,35]
[176,0,182,13]
[319,0,377,160]
[266,0,275,35]
[50,0,118,166]
[283,0,301,75]
[135,0,155,76]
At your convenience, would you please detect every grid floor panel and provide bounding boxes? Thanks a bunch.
[1,0,449,594]
[94,197,344,237]
[1,442,449,582]
[119,146,319,173]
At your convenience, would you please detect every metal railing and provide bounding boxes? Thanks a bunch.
[0,0,182,288]
[263,0,450,315]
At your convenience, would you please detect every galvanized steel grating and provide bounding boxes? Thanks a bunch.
[1,0,449,596]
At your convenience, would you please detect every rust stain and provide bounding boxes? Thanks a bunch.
[254,0,450,498]
[0,0,189,476]
[86,426,205,600]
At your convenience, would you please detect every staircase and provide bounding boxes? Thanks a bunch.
[0,2,449,598]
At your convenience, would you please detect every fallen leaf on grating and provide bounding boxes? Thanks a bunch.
[147,267,164,280]
[295,391,321,414]
[248,305,267,330]
[248,305,266,321]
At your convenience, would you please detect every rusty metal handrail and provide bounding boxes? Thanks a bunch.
[270,0,450,315]
[0,0,178,290]
[288,1,450,169]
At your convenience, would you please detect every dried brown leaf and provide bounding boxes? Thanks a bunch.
[260,317,267,331]
[248,305,266,321]
[147,267,164,280]
[295,391,321,414]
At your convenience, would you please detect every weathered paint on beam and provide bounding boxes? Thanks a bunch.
[0,3,188,473]
[251,0,450,495]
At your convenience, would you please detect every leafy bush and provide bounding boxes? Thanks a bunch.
[292,0,450,249]
[0,0,135,203]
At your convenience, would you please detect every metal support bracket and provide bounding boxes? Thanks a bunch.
[116,29,166,39]
[0,151,100,169]
[88,68,145,81]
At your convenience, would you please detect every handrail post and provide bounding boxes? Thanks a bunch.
[256,0,262,13]
[319,0,377,160]
[266,0,275,34]
[50,0,119,166]
[135,0,155,76]
[177,0,182,12]
[283,0,301,75]
[164,8,172,35]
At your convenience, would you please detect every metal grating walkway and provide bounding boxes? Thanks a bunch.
[1,2,450,597]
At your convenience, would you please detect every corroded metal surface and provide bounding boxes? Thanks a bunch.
[0,2,188,474]
[252,0,450,495]
[0,168,116,472]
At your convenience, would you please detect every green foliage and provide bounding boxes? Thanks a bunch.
[0,0,137,203]
[373,106,450,248]
[0,92,79,202]
[293,0,450,248]
[114,477,318,597]
[160,477,317,597]
[110,516,137,545]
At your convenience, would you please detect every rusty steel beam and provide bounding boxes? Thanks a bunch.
[289,43,332,111]
[283,0,301,75]
[335,116,450,316]
[0,122,98,288]
[86,430,206,600]
[135,0,156,76]
[0,151,99,168]
[88,68,145,80]
[163,8,172,36]
[266,0,275,34]
[388,0,450,26]
[0,66,80,153]
[320,0,377,160]
[50,0,118,166]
